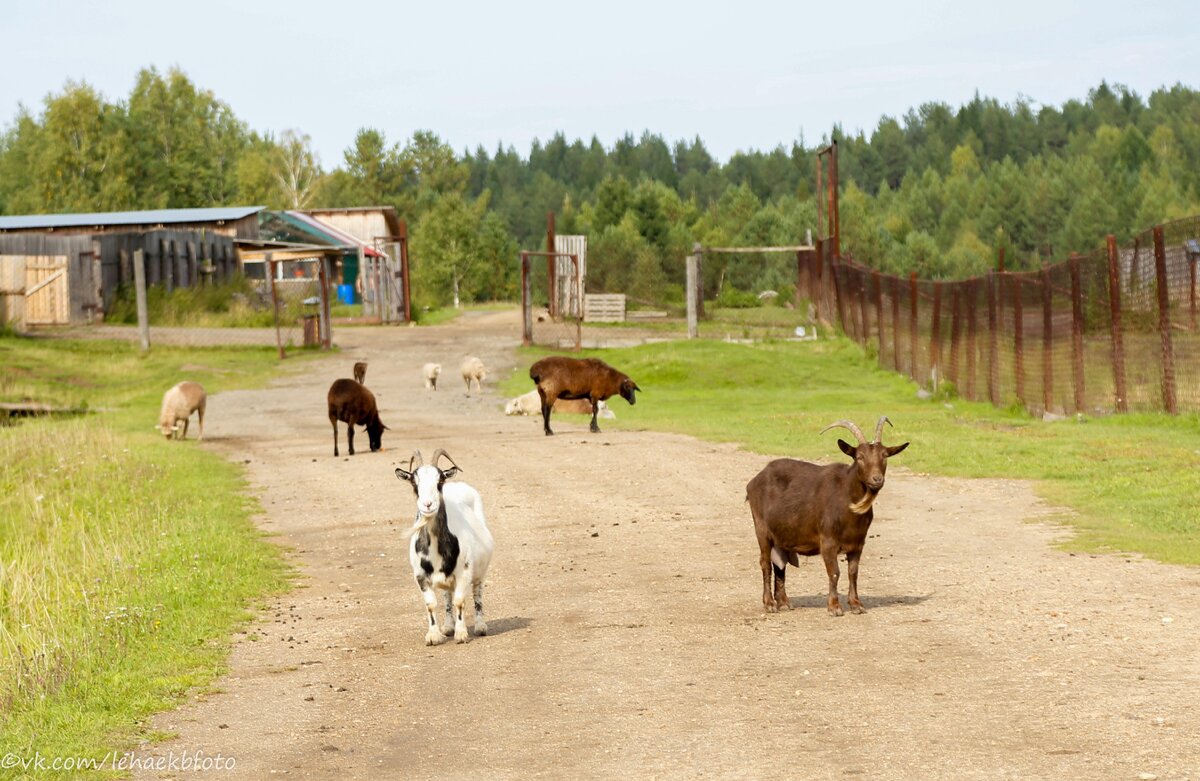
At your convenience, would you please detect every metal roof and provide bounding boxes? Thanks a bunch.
[284,211,386,257]
[0,206,265,231]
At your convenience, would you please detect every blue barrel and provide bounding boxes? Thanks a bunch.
[337,284,355,305]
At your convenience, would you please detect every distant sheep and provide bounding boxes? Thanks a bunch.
[461,356,486,394]
[528,356,639,435]
[504,389,615,419]
[353,361,368,384]
[158,381,206,440]
[423,363,442,390]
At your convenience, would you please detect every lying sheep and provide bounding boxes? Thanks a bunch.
[504,389,615,419]
[528,356,639,435]
[423,363,442,390]
[158,381,207,440]
[461,356,486,394]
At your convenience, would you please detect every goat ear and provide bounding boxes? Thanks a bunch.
[837,439,857,458]
[441,466,461,480]
[886,442,910,457]
[395,467,412,481]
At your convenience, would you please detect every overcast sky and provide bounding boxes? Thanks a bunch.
[2,0,1196,168]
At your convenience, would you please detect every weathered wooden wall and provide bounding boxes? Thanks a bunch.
[0,234,98,325]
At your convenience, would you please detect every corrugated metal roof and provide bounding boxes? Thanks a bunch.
[0,206,265,231]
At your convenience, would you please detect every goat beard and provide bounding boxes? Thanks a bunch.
[848,488,879,515]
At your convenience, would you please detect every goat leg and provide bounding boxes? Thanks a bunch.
[821,544,844,617]
[538,391,554,436]
[589,399,601,433]
[759,548,776,612]
[472,580,488,636]
[419,578,445,645]
[452,579,470,643]
[331,417,339,457]
[846,551,866,614]
[442,591,455,635]
[346,422,355,456]
[771,552,790,611]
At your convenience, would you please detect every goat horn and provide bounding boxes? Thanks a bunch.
[820,419,867,445]
[873,416,893,443]
[431,448,459,471]
[409,450,424,471]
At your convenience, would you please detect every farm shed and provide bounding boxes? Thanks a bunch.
[256,211,387,297]
[0,207,264,328]
[302,207,409,320]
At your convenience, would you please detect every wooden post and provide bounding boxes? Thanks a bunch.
[686,253,699,339]
[1070,255,1085,414]
[929,281,943,384]
[133,249,150,353]
[319,255,332,349]
[1013,274,1025,405]
[1153,225,1178,414]
[891,276,901,373]
[949,285,962,386]
[872,270,884,362]
[695,243,705,319]
[521,253,532,346]
[987,272,1000,406]
[1106,236,1128,412]
[909,272,919,381]
[268,253,285,360]
[1041,267,1053,414]
[813,239,824,322]
[546,212,557,319]
[966,279,978,400]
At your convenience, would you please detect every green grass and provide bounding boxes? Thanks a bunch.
[103,275,311,329]
[0,336,303,779]
[503,337,1200,565]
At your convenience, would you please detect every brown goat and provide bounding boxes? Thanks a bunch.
[327,378,388,456]
[746,417,908,616]
[529,356,640,436]
[353,361,368,384]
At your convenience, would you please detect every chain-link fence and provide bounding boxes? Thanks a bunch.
[806,215,1200,416]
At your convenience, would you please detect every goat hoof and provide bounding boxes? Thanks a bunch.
[474,621,488,636]
[454,626,470,643]
[764,603,778,613]
[828,606,844,617]
[424,629,445,646]
[776,600,791,611]
[850,604,867,615]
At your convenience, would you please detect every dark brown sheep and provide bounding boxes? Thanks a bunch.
[327,378,388,456]
[353,361,368,384]
[746,417,908,616]
[529,356,640,436]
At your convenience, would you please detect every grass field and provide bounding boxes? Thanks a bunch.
[502,336,1200,566]
[0,336,303,778]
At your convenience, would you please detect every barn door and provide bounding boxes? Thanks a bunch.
[25,255,70,325]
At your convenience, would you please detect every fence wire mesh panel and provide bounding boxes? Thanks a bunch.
[816,215,1200,417]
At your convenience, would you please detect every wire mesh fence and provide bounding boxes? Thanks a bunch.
[807,215,1200,417]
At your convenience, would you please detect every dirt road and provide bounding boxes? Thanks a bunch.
[139,310,1200,780]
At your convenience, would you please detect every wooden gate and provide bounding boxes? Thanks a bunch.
[24,256,70,325]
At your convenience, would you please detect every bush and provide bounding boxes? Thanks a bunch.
[715,285,761,309]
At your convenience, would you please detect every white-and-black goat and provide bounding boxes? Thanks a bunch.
[396,449,494,645]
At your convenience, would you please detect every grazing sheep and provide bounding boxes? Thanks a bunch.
[396,449,494,645]
[157,381,207,440]
[327,378,388,457]
[746,417,908,615]
[528,356,639,436]
[353,361,368,384]
[504,389,615,419]
[461,356,486,394]
[423,362,442,390]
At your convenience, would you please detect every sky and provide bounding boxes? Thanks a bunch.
[2,0,1197,169]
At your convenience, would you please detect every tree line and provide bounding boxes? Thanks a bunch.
[2,68,1197,309]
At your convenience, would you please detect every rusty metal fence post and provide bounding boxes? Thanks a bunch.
[1106,236,1128,412]
[858,270,869,346]
[520,252,532,346]
[1012,274,1025,405]
[268,254,285,360]
[1153,225,1178,413]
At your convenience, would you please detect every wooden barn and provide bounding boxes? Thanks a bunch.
[0,206,263,328]
[302,206,409,320]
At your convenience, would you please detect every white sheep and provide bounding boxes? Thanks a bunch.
[460,356,486,394]
[422,362,442,390]
[157,381,207,440]
[504,389,615,419]
[396,449,494,645]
